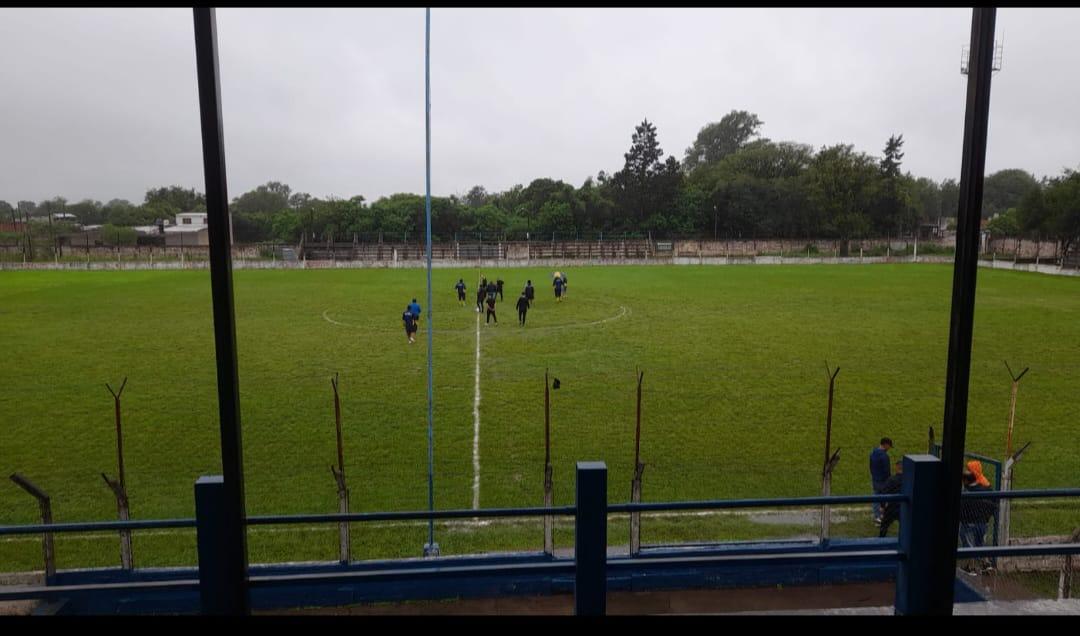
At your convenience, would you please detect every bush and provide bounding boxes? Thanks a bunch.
[99,224,138,246]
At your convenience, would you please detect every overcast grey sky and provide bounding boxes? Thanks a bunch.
[2,7,1079,205]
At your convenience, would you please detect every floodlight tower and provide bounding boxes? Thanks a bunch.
[961,37,1003,75]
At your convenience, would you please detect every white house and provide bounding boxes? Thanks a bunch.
[164,212,209,246]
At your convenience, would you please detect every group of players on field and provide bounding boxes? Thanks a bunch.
[402,272,568,342]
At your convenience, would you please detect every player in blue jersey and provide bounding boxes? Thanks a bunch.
[402,307,417,344]
[455,279,467,306]
[408,298,422,328]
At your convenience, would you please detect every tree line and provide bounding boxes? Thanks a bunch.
[3,110,1078,252]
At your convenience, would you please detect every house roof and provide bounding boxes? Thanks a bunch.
[163,225,208,234]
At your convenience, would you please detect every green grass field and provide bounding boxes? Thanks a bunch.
[2,264,1078,572]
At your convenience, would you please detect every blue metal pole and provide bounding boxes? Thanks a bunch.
[423,7,437,557]
[194,476,236,615]
[894,454,943,615]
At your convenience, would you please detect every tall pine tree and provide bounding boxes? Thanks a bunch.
[611,119,683,233]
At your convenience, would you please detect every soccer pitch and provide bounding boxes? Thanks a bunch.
[2,264,1079,571]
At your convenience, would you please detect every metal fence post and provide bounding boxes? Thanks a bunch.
[895,454,944,615]
[9,474,56,579]
[575,461,607,616]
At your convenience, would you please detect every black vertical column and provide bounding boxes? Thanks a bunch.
[932,7,996,614]
[192,7,250,615]
[575,462,607,616]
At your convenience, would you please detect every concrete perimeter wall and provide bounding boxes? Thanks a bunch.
[4,254,1080,277]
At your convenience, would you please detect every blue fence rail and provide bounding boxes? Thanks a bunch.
[2,456,1078,615]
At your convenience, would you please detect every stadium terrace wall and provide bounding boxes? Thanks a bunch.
[984,237,1061,260]
[5,256,1080,277]
[0,237,1062,262]
[8,538,989,614]
[3,238,1078,276]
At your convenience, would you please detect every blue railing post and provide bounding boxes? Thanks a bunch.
[575,461,607,616]
[895,454,944,615]
[195,476,246,614]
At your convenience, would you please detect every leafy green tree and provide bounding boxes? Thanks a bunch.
[1041,169,1080,255]
[288,192,313,209]
[16,201,37,218]
[906,176,943,224]
[536,200,576,237]
[36,197,68,219]
[368,193,425,239]
[1016,184,1051,237]
[0,200,14,223]
[982,169,1040,219]
[804,144,879,242]
[577,177,616,234]
[231,181,292,216]
[231,212,274,242]
[520,178,579,236]
[134,200,178,225]
[67,199,105,225]
[145,186,204,212]
[271,209,303,242]
[463,185,490,208]
[683,110,765,173]
[986,208,1021,237]
[689,140,813,238]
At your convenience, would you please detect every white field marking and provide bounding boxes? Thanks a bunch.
[498,305,631,336]
[322,309,471,334]
[1,498,1068,544]
[472,308,482,510]
[320,304,630,335]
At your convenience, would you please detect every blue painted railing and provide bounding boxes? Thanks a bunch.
[1,456,1078,615]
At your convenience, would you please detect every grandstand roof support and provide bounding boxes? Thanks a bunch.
[193,7,250,614]
[932,6,997,616]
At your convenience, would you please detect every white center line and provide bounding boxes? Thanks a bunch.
[472,307,482,510]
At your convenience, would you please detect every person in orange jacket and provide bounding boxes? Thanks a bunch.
[967,460,991,488]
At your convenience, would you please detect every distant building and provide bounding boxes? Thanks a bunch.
[164,212,209,246]
[51,212,79,224]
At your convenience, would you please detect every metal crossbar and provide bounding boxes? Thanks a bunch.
[0,518,197,536]
[609,493,906,513]
[3,490,1072,537]
[246,506,577,526]
[959,544,1080,559]
[959,488,1080,500]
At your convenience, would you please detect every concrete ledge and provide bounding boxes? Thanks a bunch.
[20,539,909,614]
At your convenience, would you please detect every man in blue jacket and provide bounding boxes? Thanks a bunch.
[408,298,422,327]
[869,437,893,523]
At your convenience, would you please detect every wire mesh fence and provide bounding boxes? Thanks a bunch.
[961,496,1080,602]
